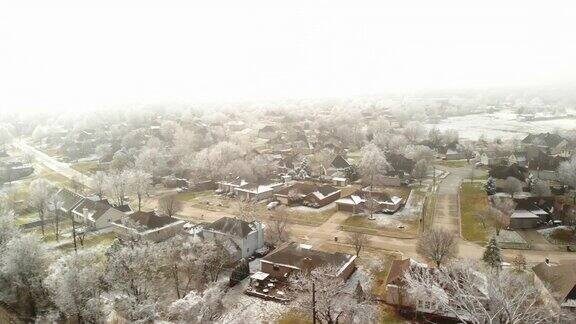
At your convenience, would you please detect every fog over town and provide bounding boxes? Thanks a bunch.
[1,1,576,323]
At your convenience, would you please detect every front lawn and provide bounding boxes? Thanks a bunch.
[71,161,102,175]
[460,182,490,243]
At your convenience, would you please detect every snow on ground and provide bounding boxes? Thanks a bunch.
[220,280,288,323]
[288,202,336,214]
[425,109,576,141]
[373,212,415,229]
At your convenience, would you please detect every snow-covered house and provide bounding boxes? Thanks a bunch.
[201,217,265,262]
[217,178,249,193]
[533,260,576,313]
[111,211,185,242]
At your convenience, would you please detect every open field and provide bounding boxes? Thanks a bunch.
[57,232,117,252]
[460,182,491,243]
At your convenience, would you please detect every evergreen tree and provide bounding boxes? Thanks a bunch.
[483,237,502,270]
[485,177,496,195]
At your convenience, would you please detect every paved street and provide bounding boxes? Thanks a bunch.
[13,140,96,189]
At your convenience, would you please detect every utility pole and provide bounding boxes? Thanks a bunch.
[312,281,317,324]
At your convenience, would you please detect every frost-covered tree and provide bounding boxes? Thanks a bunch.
[28,178,54,237]
[1,235,52,317]
[492,197,515,235]
[402,121,426,143]
[531,180,551,197]
[135,147,169,178]
[348,232,369,257]
[0,209,19,248]
[404,262,552,324]
[266,209,290,245]
[358,143,390,190]
[289,266,379,324]
[105,242,165,322]
[127,169,152,211]
[416,228,457,268]
[503,176,523,198]
[93,171,106,200]
[411,159,429,184]
[44,250,105,323]
[167,281,226,323]
[105,170,129,207]
[110,150,133,171]
[482,237,502,270]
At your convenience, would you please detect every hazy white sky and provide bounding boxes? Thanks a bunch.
[1,0,576,111]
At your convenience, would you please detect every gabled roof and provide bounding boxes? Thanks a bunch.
[533,260,576,304]
[54,188,85,211]
[262,242,355,272]
[522,133,565,147]
[330,155,351,169]
[72,199,118,221]
[204,216,256,238]
[117,211,182,231]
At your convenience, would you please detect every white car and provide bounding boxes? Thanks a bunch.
[267,201,279,210]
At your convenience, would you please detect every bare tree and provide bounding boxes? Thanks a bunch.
[416,228,458,268]
[348,232,369,257]
[512,253,526,272]
[158,194,183,217]
[105,170,129,207]
[411,159,428,184]
[266,209,290,244]
[235,199,257,221]
[127,169,152,211]
[28,179,53,237]
[492,197,515,235]
[289,265,379,324]
[48,194,63,242]
[93,171,106,200]
[558,156,576,203]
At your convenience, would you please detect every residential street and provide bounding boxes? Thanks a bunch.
[13,140,96,189]
[18,145,576,266]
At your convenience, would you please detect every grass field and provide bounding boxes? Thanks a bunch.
[460,182,490,243]
[58,232,117,251]
[71,161,102,175]
[437,160,469,168]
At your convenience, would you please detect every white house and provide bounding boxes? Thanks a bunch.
[71,199,125,230]
[234,182,284,201]
[201,217,265,262]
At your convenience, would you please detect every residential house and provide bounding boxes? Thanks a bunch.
[387,153,415,174]
[508,153,527,168]
[111,211,185,242]
[445,148,465,160]
[235,182,284,201]
[201,216,265,262]
[335,190,403,214]
[332,176,348,186]
[301,185,341,208]
[329,155,352,172]
[509,197,553,229]
[71,198,125,230]
[480,151,509,167]
[274,183,341,208]
[522,133,572,157]
[53,188,85,215]
[260,242,356,280]
[533,260,576,313]
[217,178,249,193]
